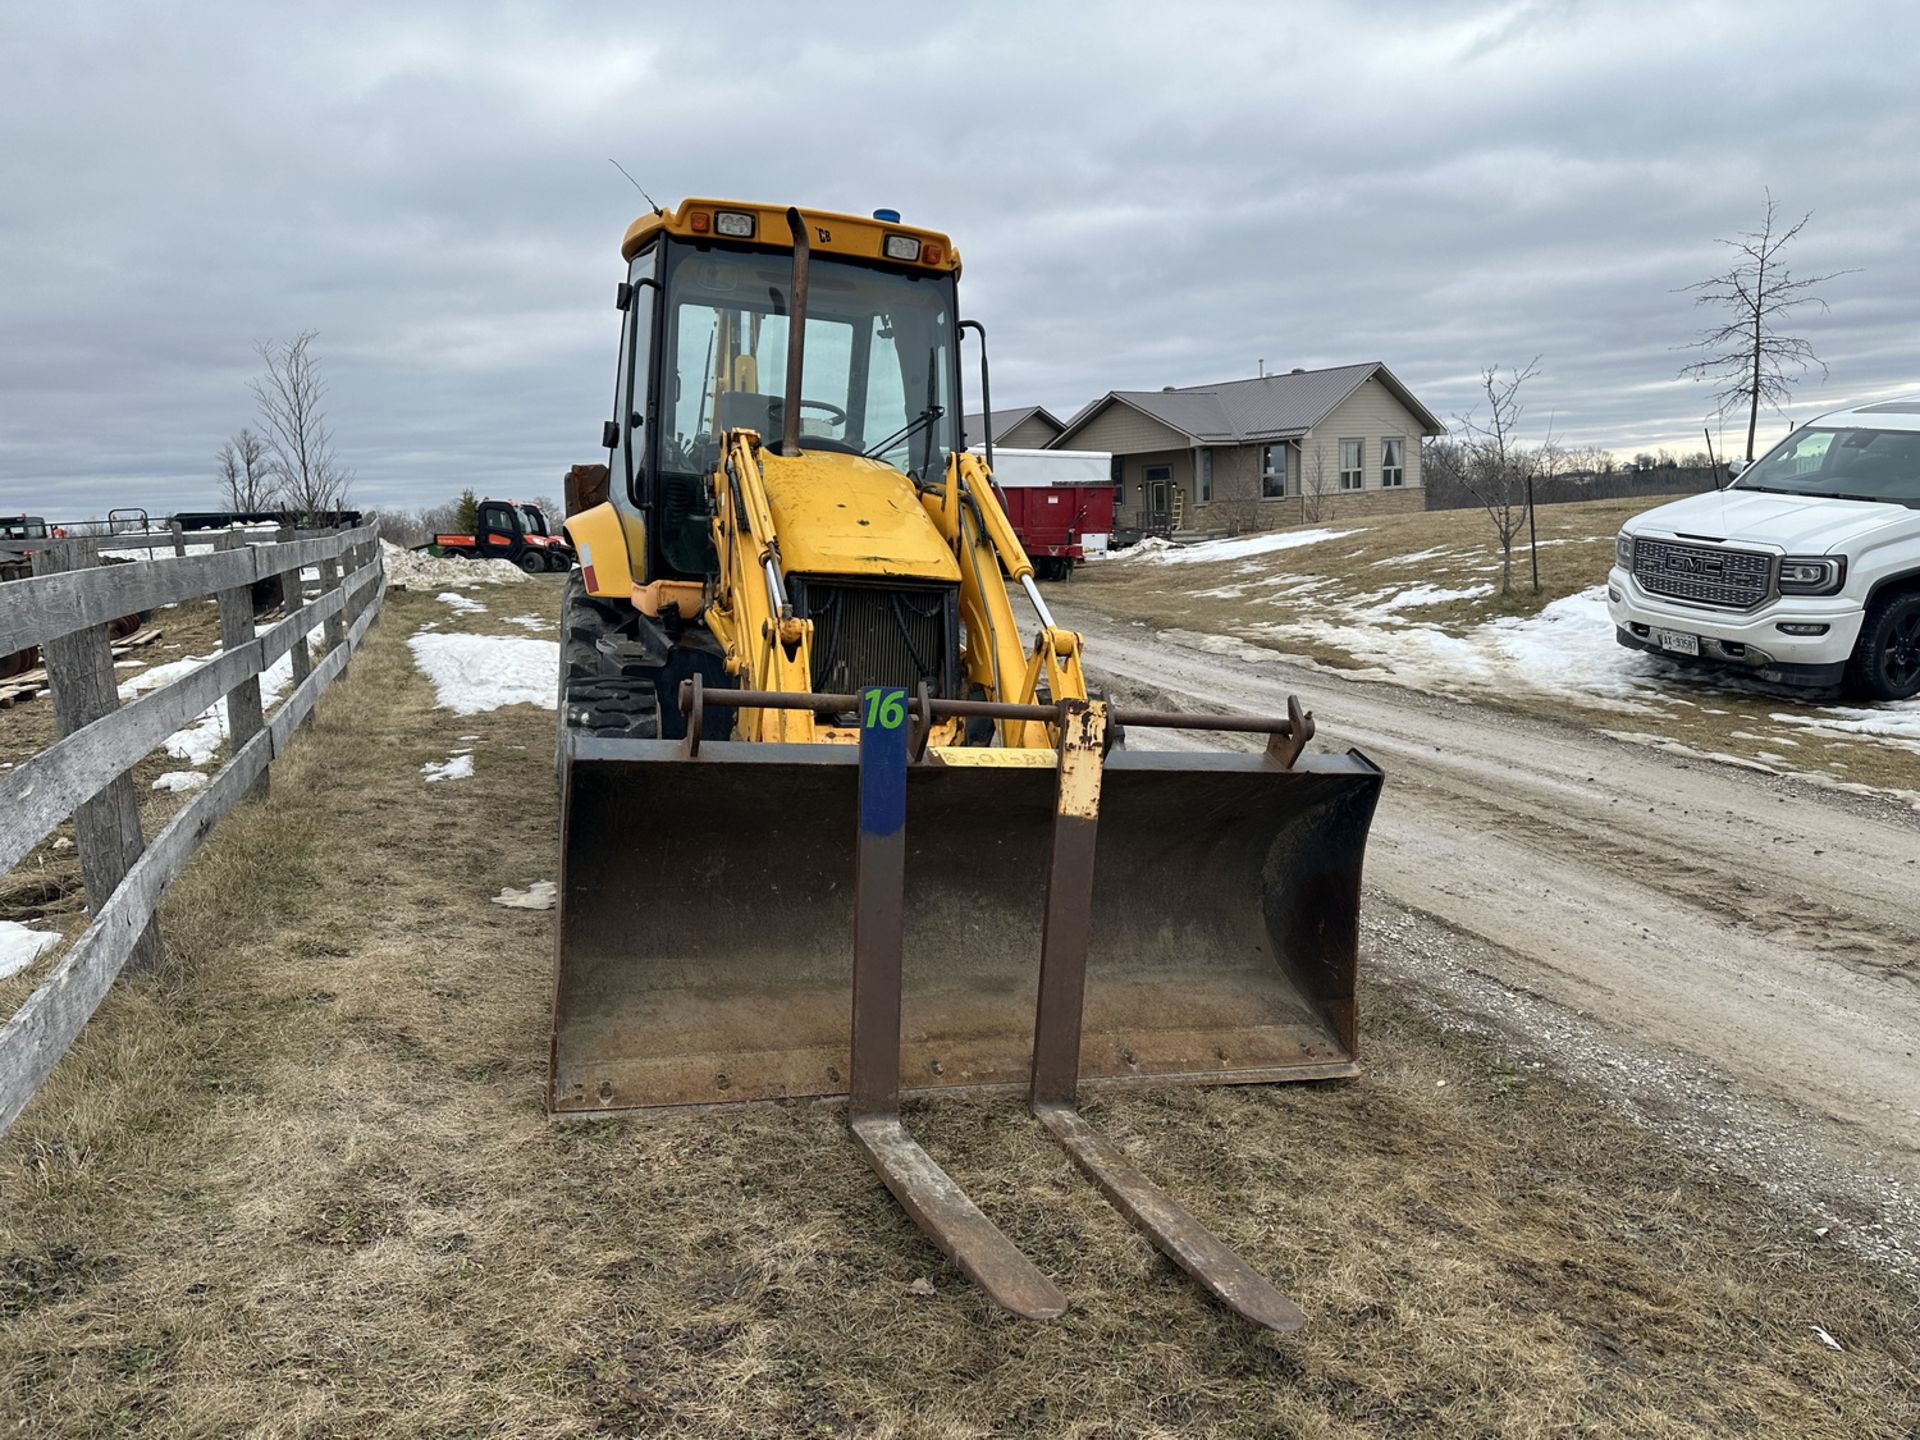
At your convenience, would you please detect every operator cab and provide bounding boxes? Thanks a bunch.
[604,202,966,582]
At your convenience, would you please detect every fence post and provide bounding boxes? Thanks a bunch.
[32,539,163,973]
[277,527,313,730]
[169,519,186,558]
[215,533,268,800]
[320,546,347,654]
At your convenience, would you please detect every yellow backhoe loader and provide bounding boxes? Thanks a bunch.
[555,200,1382,1328]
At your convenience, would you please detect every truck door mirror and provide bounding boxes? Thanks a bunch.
[602,420,621,450]
[1727,458,1749,479]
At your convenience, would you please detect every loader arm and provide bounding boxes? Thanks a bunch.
[925,450,1087,746]
[706,429,816,741]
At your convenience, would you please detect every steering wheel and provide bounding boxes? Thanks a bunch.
[796,398,847,427]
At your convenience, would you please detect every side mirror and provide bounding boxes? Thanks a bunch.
[1727,458,1749,478]
[602,420,620,449]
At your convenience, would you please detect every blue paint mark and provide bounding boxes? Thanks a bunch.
[858,687,908,839]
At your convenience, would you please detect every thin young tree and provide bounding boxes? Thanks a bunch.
[1299,441,1337,524]
[1677,191,1855,460]
[214,427,274,511]
[251,332,352,519]
[1454,360,1549,598]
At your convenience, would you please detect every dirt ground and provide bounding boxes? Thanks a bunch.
[1055,596,1920,1273]
[2,584,1917,1436]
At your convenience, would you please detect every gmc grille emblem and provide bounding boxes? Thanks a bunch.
[1665,553,1724,576]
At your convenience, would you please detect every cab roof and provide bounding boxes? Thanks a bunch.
[1818,396,1920,432]
[621,199,960,276]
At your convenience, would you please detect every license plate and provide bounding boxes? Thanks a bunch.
[1655,629,1699,656]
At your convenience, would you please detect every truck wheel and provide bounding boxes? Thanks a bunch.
[517,551,546,575]
[1844,590,1920,702]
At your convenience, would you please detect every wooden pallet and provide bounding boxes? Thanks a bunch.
[0,627,164,709]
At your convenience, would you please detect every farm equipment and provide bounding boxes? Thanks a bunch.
[420,497,572,572]
[981,447,1117,578]
[552,200,1383,1327]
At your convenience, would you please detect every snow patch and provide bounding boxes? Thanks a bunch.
[422,753,475,783]
[1120,528,1359,565]
[382,540,533,591]
[151,771,210,793]
[436,591,486,615]
[407,633,559,715]
[1773,703,1920,750]
[0,921,61,980]
[491,880,556,910]
[1369,545,1463,568]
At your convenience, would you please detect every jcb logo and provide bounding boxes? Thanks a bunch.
[816,226,831,243]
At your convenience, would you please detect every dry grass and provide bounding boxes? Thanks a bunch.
[0,584,1916,1437]
[1071,499,1920,795]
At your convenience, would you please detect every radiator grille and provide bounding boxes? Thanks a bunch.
[793,580,958,698]
[1632,539,1771,610]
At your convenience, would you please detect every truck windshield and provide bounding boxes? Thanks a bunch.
[659,246,956,485]
[520,505,549,535]
[1736,427,1920,507]
[3,518,49,539]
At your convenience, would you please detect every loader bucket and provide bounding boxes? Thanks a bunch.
[550,735,1381,1114]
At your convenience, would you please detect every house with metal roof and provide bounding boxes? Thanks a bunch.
[962,405,1067,450]
[1050,362,1444,535]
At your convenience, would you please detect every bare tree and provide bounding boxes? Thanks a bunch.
[1299,441,1338,524]
[1454,360,1550,597]
[1678,191,1855,460]
[215,427,274,511]
[251,332,352,518]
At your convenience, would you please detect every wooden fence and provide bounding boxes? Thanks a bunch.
[0,525,385,1134]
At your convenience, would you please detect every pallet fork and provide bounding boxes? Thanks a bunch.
[847,688,1314,1330]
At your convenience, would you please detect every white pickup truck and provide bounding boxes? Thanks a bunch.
[1608,398,1920,701]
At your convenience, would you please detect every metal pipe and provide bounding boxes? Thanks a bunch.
[781,206,810,457]
[1019,572,1057,630]
[960,319,993,473]
[675,682,1311,738]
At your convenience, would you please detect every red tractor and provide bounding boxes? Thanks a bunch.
[420,498,574,573]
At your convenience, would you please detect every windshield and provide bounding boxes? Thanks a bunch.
[3,518,48,539]
[520,505,549,535]
[1736,426,1920,507]
[659,246,956,486]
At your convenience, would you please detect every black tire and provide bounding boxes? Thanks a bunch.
[557,573,661,742]
[516,550,546,575]
[1844,589,1920,701]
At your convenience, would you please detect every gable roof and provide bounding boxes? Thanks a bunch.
[962,405,1065,445]
[1052,362,1445,448]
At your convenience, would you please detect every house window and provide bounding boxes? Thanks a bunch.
[1198,450,1213,503]
[1261,444,1287,498]
[1339,439,1364,490]
[1381,436,1406,487]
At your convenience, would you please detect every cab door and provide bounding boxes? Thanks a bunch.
[477,501,521,552]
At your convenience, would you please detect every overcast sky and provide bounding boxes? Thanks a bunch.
[3,0,1916,518]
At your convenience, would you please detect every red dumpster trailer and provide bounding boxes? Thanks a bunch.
[980,447,1115,579]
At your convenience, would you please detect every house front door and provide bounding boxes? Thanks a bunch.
[1144,465,1173,535]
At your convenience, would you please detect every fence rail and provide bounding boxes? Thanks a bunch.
[0,524,385,1134]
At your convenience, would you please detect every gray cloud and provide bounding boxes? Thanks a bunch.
[2,0,1915,518]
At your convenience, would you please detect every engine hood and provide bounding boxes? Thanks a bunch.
[1627,488,1914,553]
[757,450,962,583]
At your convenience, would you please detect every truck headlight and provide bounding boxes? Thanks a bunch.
[1777,556,1845,595]
[1614,532,1635,569]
